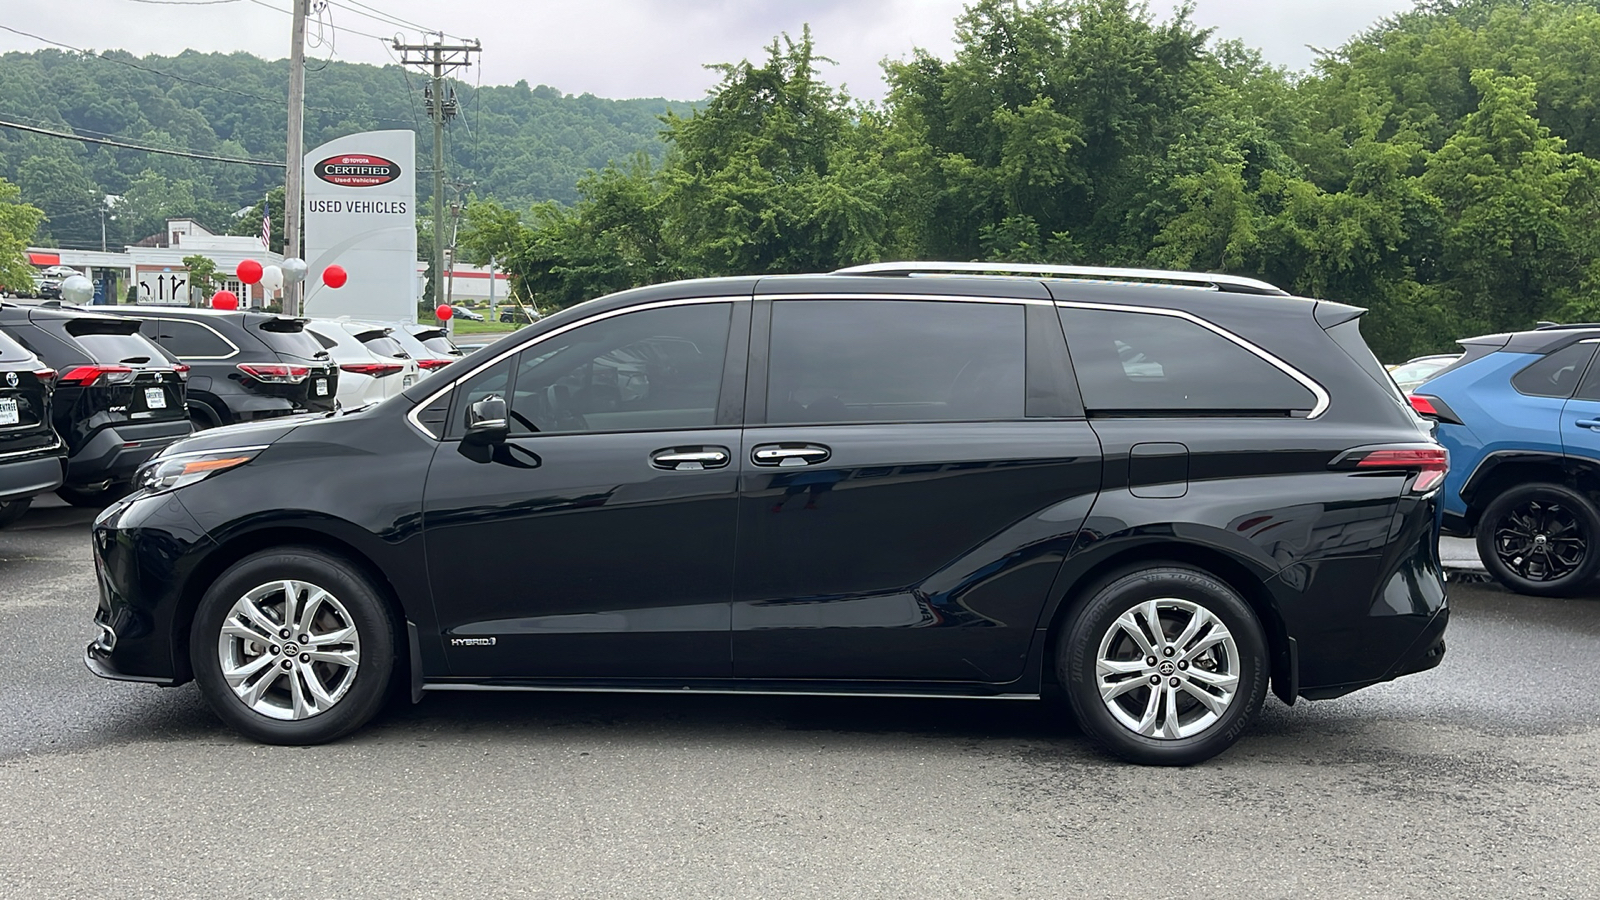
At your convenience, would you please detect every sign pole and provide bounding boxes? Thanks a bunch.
[284,0,307,316]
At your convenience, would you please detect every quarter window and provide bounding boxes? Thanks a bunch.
[148,320,235,358]
[1058,307,1316,415]
[1515,343,1597,399]
[765,300,1026,424]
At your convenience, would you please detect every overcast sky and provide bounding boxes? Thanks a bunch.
[4,0,1417,101]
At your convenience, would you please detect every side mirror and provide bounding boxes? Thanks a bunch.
[463,395,509,445]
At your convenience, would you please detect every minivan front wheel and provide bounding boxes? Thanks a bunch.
[1060,565,1267,766]
[191,547,395,745]
[1477,482,1600,597]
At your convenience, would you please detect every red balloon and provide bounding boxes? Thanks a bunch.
[435,304,453,321]
[210,290,240,310]
[322,265,348,288]
[236,260,263,285]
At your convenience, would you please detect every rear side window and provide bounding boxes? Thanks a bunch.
[1514,343,1598,399]
[254,318,325,360]
[1059,307,1315,415]
[413,329,461,356]
[766,299,1026,424]
[149,319,235,358]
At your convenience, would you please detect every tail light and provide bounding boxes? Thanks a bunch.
[340,362,404,377]
[416,358,453,371]
[58,365,134,386]
[32,368,56,383]
[1409,393,1463,425]
[236,363,310,384]
[173,364,191,381]
[1332,445,1449,494]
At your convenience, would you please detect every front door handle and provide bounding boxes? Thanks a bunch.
[651,446,731,470]
[751,443,832,467]
[1578,419,1600,429]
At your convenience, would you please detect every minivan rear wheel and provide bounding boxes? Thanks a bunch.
[190,547,395,745]
[1059,565,1268,766]
[1477,482,1600,597]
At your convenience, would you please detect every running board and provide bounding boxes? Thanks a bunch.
[422,683,1040,701]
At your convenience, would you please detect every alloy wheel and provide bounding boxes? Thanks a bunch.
[216,579,362,720]
[1094,598,1240,740]
[1491,499,1587,583]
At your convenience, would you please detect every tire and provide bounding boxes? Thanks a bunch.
[190,546,396,745]
[55,483,132,509]
[0,497,31,528]
[1058,565,1268,766]
[1476,482,1600,597]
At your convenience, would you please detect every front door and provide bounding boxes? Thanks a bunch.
[732,297,1102,684]
[423,301,745,679]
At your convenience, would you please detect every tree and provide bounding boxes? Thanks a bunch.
[181,253,220,304]
[0,178,45,294]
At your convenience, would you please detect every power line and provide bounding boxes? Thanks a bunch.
[0,118,286,168]
[245,0,391,41]
[126,0,242,4]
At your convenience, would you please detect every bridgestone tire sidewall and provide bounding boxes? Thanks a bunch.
[1476,482,1600,598]
[190,548,395,745]
[1060,565,1268,766]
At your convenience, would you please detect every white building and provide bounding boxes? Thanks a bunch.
[27,218,285,306]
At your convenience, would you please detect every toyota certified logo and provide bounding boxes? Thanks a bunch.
[4,372,16,387]
[313,154,402,188]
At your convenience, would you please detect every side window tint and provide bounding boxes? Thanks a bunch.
[1058,307,1316,415]
[1516,343,1597,399]
[157,320,235,357]
[766,300,1026,424]
[446,360,512,440]
[505,303,732,436]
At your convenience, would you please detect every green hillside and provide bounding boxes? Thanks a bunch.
[0,48,694,248]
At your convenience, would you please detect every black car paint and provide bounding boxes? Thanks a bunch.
[0,331,66,502]
[0,304,190,489]
[88,274,1447,707]
[98,307,339,427]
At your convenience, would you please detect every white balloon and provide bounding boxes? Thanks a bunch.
[280,257,308,284]
[59,274,94,305]
[259,264,284,294]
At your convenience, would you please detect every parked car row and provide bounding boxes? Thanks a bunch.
[0,301,467,524]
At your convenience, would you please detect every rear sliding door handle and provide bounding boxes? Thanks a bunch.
[651,447,730,470]
[752,443,831,467]
[1577,419,1600,429]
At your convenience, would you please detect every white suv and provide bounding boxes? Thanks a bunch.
[304,319,421,408]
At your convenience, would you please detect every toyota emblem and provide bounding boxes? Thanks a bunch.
[4,372,16,387]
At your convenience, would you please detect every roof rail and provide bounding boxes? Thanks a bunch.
[830,261,1289,296]
[1533,321,1600,331]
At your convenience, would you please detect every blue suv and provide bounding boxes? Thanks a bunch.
[1414,323,1600,595]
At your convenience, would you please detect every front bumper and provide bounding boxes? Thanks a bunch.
[67,420,192,486]
[85,489,214,685]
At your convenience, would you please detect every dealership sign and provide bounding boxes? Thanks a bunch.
[313,154,403,188]
[302,131,417,323]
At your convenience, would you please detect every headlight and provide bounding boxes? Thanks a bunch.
[134,446,266,494]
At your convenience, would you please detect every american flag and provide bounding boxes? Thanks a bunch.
[260,195,271,249]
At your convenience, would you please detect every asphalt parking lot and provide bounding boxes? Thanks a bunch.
[2,497,1597,900]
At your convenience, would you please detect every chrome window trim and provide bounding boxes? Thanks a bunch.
[405,296,744,440]
[142,316,241,361]
[1055,300,1331,419]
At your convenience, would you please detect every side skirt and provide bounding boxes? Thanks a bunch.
[421,682,1040,701]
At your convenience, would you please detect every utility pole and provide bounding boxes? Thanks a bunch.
[393,34,479,315]
[284,0,307,315]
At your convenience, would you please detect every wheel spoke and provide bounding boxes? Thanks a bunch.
[299,664,338,709]
[310,624,357,647]
[279,580,301,630]
[1180,679,1232,716]
[305,648,359,669]
[1183,665,1239,692]
[1157,683,1183,739]
[1134,682,1162,736]
[1170,607,1213,655]
[1139,601,1167,653]
[1112,610,1156,657]
[294,587,330,637]
[221,616,277,648]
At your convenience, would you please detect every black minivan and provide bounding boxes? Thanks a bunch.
[0,302,190,506]
[87,263,1449,764]
[0,328,65,527]
[99,307,338,429]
